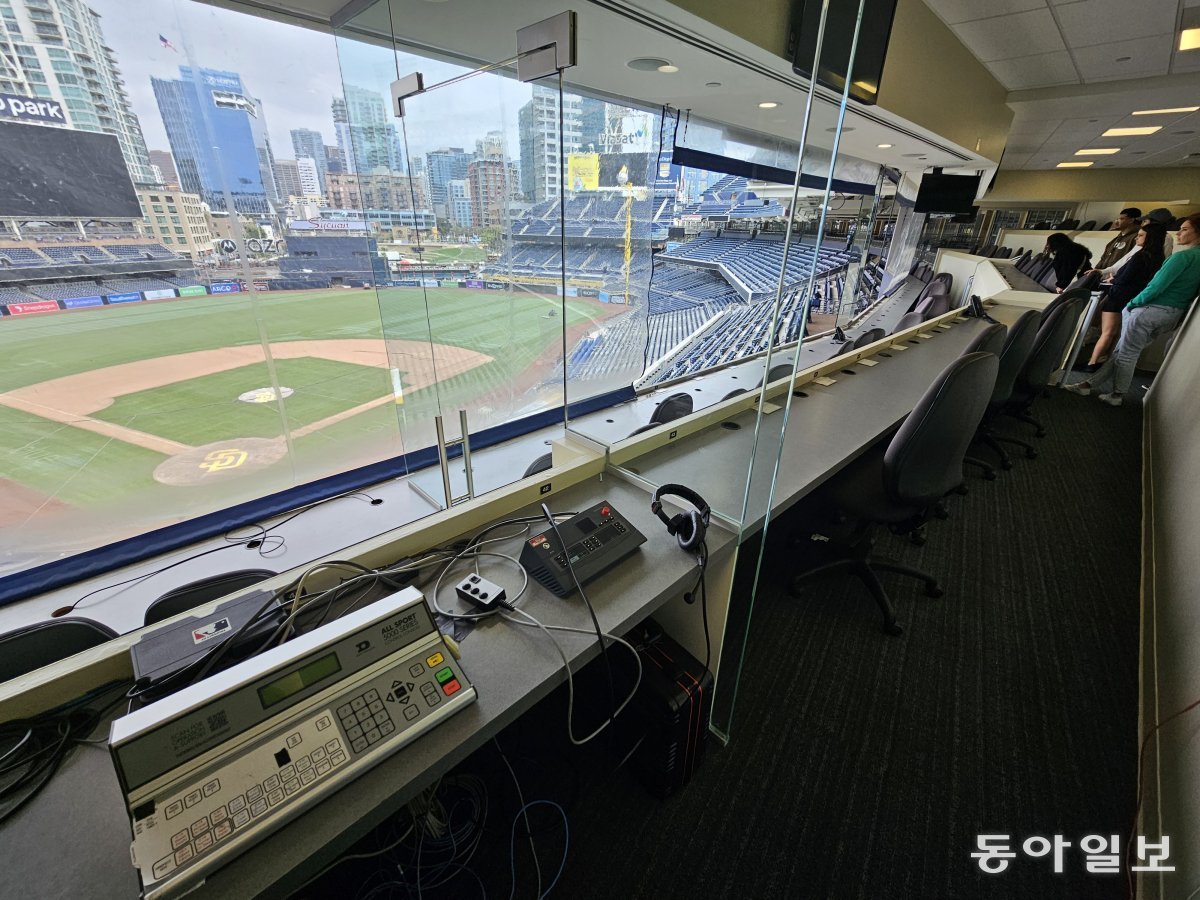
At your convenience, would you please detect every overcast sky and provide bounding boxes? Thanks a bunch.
[89,0,533,162]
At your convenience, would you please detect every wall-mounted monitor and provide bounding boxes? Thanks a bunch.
[914,174,981,215]
[789,0,899,106]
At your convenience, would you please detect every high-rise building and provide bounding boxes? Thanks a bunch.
[518,85,581,202]
[425,147,471,215]
[273,159,303,201]
[332,86,403,175]
[152,67,277,214]
[325,144,345,174]
[0,0,154,185]
[290,128,328,190]
[148,150,179,189]
[475,130,506,159]
[446,179,472,229]
[325,172,427,213]
[467,157,518,229]
[297,158,321,197]
[578,97,607,152]
[136,186,213,261]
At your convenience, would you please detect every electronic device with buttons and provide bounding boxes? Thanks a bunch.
[108,586,476,899]
[519,500,646,597]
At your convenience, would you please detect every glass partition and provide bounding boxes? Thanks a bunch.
[0,0,438,587]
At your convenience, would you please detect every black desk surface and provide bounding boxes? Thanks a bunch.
[0,476,734,900]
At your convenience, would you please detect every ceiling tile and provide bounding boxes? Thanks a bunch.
[986,49,1079,87]
[952,9,1066,61]
[1052,0,1177,47]
[923,0,1047,26]
[1071,34,1175,80]
[1172,49,1200,72]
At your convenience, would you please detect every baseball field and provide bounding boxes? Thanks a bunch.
[0,285,618,563]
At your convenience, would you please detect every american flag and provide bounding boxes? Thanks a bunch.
[158,34,178,53]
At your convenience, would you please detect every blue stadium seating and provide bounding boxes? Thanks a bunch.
[103,243,177,260]
[40,245,114,263]
[0,286,40,303]
[0,247,49,266]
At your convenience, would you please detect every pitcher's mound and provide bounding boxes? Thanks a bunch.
[155,437,288,486]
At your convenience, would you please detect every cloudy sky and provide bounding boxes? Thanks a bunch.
[89,0,534,162]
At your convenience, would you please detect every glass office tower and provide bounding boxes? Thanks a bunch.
[151,66,277,213]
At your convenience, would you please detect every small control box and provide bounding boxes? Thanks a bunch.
[519,500,646,597]
[454,574,507,610]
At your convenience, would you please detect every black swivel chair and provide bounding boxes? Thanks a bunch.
[1038,284,1093,326]
[721,388,749,401]
[999,295,1088,453]
[850,327,887,350]
[145,569,277,627]
[0,617,118,682]
[649,392,693,424]
[892,311,925,334]
[523,453,553,478]
[915,290,955,320]
[759,363,795,386]
[963,311,1040,478]
[788,351,999,635]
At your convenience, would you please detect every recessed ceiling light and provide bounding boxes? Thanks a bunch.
[758,101,779,109]
[1075,148,1120,155]
[1103,126,1161,136]
[705,82,721,88]
[657,64,679,73]
[627,57,673,72]
[1180,27,1200,51]
[1132,106,1199,115]
[877,143,893,149]
[1057,161,1093,168]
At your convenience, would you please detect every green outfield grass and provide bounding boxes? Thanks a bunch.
[0,286,609,517]
[92,357,393,445]
[400,244,488,265]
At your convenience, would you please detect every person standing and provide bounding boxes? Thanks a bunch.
[1079,223,1167,372]
[1044,232,1091,291]
[1094,208,1141,270]
[1090,208,1175,280]
[1066,214,1200,406]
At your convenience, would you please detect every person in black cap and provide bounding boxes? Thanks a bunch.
[1094,207,1141,270]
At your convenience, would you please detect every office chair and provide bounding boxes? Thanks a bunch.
[145,569,277,627]
[0,617,118,682]
[523,452,553,478]
[850,327,887,350]
[788,351,999,635]
[906,280,947,314]
[914,290,955,320]
[649,391,693,424]
[759,362,794,386]
[721,388,749,401]
[1080,220,1097,231]
[825,339,853,361]
[1038,284,1093,326]
[998,295,1087,454]
[892,311,924,334]
[1037,265,1060,291]
[963,311,1040,478]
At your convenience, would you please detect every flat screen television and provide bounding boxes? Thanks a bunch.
[914,174,981,215]
[789,0,899,106]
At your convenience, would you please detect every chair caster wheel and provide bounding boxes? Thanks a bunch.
[1000,460,1013,470]
[1025,448,1038,460]
[925,584,944,598]
[883,621,903,636]
[983,469,997,481]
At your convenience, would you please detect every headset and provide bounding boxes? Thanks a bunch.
[650,484,711,554]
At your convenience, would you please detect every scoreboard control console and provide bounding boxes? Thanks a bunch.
[520,500,646,596]
[109,587,476,899]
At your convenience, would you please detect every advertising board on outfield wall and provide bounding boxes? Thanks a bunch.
[464,279,485,289]
[106,292,142,304]
[210,283,241,294]
[178,285,208,297]
[5,300,59,315]
[63,296,104,309]
[142,289,176,301]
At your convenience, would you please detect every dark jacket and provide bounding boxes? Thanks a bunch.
[1105,249,1161,308]
[1051,242,1090,289]
[1097,226,1139,270]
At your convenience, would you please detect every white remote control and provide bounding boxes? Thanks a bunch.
[454,573,507,609]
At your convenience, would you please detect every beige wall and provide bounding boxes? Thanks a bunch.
[666,0,790,57]
[988,168,1199,205]
[876,0,1011,163]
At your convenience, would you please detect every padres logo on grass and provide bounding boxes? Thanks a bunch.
[154,437,289,486]
[199,448,249,473]
[238,386,294,404]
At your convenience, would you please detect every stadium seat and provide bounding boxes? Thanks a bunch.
[144,570,277,627]
[0,618,118,682]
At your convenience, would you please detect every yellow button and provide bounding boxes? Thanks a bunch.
[426,651,444,668]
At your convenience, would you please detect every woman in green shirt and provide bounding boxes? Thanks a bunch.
[1066,213,1200,406]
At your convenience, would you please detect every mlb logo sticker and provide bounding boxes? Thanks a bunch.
[192,617,232,645]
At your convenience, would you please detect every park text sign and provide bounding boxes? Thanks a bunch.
[0,93,66,123]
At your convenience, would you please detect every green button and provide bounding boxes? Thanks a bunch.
[435,667,454,684]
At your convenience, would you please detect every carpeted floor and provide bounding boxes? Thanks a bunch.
[308,386,1143,900]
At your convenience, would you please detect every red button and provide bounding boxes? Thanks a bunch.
[601,507,610,516]
[442,679,461,696]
